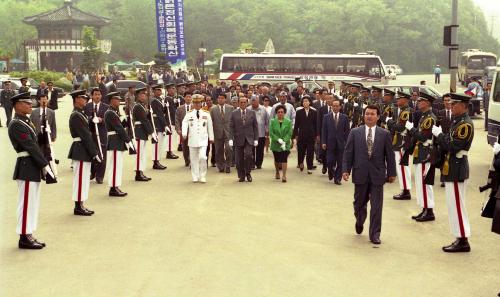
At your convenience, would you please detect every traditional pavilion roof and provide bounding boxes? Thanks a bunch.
[23,0,111,27]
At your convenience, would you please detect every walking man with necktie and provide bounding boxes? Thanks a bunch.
[342,105,396,245]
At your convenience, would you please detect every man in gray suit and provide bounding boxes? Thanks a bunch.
[175,92,192,166]
[229,96,259,182]
[210,93,234,173]
[342,105,396,245]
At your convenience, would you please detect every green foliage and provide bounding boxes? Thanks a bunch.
[153,52,170,69]
[81,26,103,73]
[0,0,498,73]
[53,79,73,92]
[9,70,64,83]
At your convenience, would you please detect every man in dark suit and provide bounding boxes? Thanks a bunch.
[317,94,334,174]
[98,76,108,103]
[1,80,15,125]
[108,78,118,94]
[229,96,259,182]
[322,98,350,184]
[84,88,109,184]
[210,93,234,173]
[293,95,317,173]
[342,105,397,244]
[45,81,59,110]
[436,93,453,187]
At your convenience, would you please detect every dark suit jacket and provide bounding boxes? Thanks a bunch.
[317,105,331,139]
[229,108,258,146]
[30,107,57,141]
[293,108,317,142]
[437,109,453,134]
[84,101,109,145]
[321,112,349,150]
[342,125,396,185]
[45,88,59,110]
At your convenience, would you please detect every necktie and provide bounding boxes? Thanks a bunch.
[367,127,373,159]
[196,110,200,119]
[334,113,338,125]
[328,106,331,114]
[221,106,224,119]
[94,104,98,114]
[242,109,246,124]
[447,110,450,120]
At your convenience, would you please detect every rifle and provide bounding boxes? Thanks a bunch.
[149,101,159,144]
[40,109,57,184]
[93,107,103,159]
[127,106,137,155]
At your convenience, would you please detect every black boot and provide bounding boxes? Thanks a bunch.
[393,189,411,200]
[442,238,471,253]
[135,171,150,181]
[109,187,127,197]
[28,234,46,247]
[177,144,183,152]
[74,201,93,216]
[18,235,43,249]
[416,208,435,222]
[411,208,425,220]
[141,171,152,181]
[166,151,179,159]
[152,161,167,170]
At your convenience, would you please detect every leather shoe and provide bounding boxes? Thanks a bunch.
[135,171,150,181]
[299,163,304,172]
[96,178,103,184]
[442,238,470,253]
[185,161,190,167]
[109,187,127,197]
[152,161,167,170]
[393,190,411,200]
[415,208,435,222]
[334,180,342,185]
[312,165,317,170]
[238,177,245,182]
[246,174,252,182]
[166,152,179,159]
[177,144,183,152]
[370,238,381,245]
[355,223,363,234]
[411,208,425,220]
[256,166,262,169]
[18,235,43,249]
[27,235,45,247]
[219,169,225,173]
[328,170,334,181]
[225,167,231,173]
[74,206,92,216]
[322,166,327,174]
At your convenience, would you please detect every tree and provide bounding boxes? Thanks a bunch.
[153,52,170,71]
[81,26,103,73]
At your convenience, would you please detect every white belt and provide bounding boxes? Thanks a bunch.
[422,139,432,147]
[456,150,468,158]
[107,131,117,136]
[134,121,142,125]
[73,137,81,142]
[153,114,158,117]
[17,151,29,157]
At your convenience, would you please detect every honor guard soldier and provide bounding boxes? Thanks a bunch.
[164,83,179,159]
[182,94,214,183]
[432,93,474,253]
[8,92,55,249]
[406,92,437,222]
[19,77,30,93]
[150,84,168,170]
[370,85,383,104]
[377,88,395,129]
[104,92,135,197]
[133,87,155,181]
[342,83,358,127]
[386,91,413,200]
[1,80,16,125]
[68,90,100,216]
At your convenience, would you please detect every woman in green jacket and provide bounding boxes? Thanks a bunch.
[269,105,293,182]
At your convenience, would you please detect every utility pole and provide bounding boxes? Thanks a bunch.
[450,0,458,93]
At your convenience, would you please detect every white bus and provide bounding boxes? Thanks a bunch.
[458,49,497,86]
[487,67,500,145]
[219,53,389,84]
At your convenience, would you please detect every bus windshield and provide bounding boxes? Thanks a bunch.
[468,56,497,69]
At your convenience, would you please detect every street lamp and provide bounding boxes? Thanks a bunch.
[199,42,206,80]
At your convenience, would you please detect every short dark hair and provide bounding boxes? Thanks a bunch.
[365,104,380,115]
[184,92,192,96]
[301,96,311,105]
[275,104,286,113]
[90,88,101,96]
[218,93,227,99]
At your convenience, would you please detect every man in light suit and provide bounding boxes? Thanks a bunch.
[342,105,396,245]
[175,92,193,166]
[322,98,349,184]
[229,96,259,182]
[210,93,234,173]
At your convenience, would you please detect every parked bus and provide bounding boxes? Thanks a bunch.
[458,49,497,86]
[486,67,500,145]
[219,53,389,84]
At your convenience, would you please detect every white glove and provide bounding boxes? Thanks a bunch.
[45,125,51,133]
[228,139,233,147]
[343,98,348,103]
[405,121,414,131]
[432,125,443,137]
[43,165,55,179]
[493,143,500,155]
[152,133,158,142]
[385,117,392,123]
[125,142,135,150]
[278,138,285,145]
[254,140,258,147]
[354,102,359,107]
[165,126,172,134]
[94,155,102,163]
[281,144,286,151]
[92,117,100,124]
[162,132,166,136]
